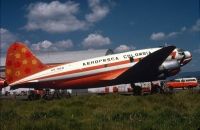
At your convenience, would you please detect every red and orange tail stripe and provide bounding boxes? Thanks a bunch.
[5,42,47,84]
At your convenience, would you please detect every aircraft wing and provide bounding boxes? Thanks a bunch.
[115,46,176,83]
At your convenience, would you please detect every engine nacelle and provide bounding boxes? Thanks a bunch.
[158,60,180,78]
[159,60,180,72]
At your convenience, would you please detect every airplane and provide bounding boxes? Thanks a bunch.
[0,42,192,90]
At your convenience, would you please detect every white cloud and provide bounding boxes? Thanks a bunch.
[31,43,41,51]
[82,33,111,48]
[114,44,135,53]
[56,40,73,49]
[25,1,87,33]
[150,31,181,41]
[192,19,200,32]
[24,40,31,45]
[85,0,109,23]
[194,45,200,54]
[24,0,110,33]
[150,32,166,41]
[0,28,17,53]
[168,32,179,37]
[150,25,189,41]
[31,40,53,51]
[31,39,74,52]
[40,40,52,49]
[181,26,187,32]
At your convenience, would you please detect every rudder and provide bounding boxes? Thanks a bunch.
[6,42,47,84]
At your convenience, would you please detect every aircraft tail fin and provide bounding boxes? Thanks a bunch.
[5,42,47,85]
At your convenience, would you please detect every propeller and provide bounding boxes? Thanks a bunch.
[179,50,186,66]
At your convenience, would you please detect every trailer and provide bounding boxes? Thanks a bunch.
[132,81,164,95]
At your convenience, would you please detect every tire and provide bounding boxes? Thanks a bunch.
[169,87,174,93]
[151,85,159,94]
[28,94,33,100]
[133,85,142,95]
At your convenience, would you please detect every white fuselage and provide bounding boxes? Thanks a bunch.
[11,48,162,86]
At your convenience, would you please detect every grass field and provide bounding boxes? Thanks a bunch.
[0,91,200,130]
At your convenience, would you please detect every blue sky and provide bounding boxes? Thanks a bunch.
[1,0,200,71]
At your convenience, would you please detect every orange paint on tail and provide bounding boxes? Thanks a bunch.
[6,42,47,84]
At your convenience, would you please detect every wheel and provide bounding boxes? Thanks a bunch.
[133,85,142,95]
[151,85,159,94]
[169,87,174,93]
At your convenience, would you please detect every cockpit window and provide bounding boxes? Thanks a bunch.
[177,48,185,55]
[177,48,185,52]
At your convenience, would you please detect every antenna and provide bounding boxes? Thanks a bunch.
[105,49,114,55]
[164,42,169,47]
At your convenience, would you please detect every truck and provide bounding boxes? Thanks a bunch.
[88,84,133,94]
[88,81,164,95]
[166,77,198,89]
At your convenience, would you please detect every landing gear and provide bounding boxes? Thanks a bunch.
[42,89,52,100]
[28,89,71,100]
[151,85,160,94]
[28,90,42,100]
[169,87,174,94]
[131,83,143,95]
[42,89,71,100]
[131,81,165,95]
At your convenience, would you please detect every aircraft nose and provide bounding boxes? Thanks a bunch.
[182,51,192,65]
[184,51,192,59]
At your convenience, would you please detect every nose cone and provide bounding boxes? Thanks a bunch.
[182,51,192,65]
[184,51,192,58]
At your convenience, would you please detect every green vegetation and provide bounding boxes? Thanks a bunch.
[1,91,200,130]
